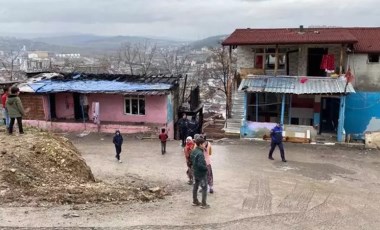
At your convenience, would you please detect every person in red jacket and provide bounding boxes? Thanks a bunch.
[1,87,10,130]
[159,128,169,155]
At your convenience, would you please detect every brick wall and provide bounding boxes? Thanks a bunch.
[19,93,46,120]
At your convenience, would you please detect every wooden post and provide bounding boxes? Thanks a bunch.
[274,44,279,76]
[263,48,266,73]
[339,44,344,75]
[182,74,187,104]
[227,46,233,118]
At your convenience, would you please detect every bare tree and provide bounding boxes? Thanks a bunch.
[160,48,191,75]
[118,43,138,75]
[0,50,21,81]
[207,46,236,118]
[137,41,157,75]
[117,41,158,75]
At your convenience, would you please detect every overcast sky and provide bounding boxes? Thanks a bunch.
[0,0,378,40]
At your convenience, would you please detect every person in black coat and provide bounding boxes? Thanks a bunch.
[178,113,189,147]
[113,130,124,163]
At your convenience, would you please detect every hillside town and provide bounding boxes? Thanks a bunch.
[1,1,380,229]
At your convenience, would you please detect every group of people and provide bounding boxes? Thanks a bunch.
[184,133,213,209]
[1,86,25,135]
[178,113,200,147]
[111,116,286,210]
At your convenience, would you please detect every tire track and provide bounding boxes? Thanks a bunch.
[278,183,314,213]
[242,175,272,214]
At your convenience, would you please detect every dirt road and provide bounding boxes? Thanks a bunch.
[1,133,380,229]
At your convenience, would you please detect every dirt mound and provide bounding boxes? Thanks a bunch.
[0,127,168,206]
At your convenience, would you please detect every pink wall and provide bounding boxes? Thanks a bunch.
[55,93,75,119]
[88,94,168,124]
[32,93,175,138]
[23,120,175,139]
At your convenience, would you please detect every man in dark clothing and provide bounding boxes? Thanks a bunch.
[178,113,188,147]
[113,130,123,163]
[191,137,210,209]
[187,116,199,139]
[159,128,169,155]
[268,123,287,162]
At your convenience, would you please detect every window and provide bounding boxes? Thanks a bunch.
[265,54,286,70]
[368,54,379,63]
[124,96,145,115]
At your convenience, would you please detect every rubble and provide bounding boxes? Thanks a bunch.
[0,127,169,206]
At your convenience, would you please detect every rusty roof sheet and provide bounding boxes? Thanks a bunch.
[239,76,355,94]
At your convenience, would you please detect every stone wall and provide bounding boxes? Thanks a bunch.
[237,46,254,71]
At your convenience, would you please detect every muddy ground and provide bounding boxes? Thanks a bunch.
[1,132,380,229]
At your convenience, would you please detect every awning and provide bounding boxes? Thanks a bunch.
[238,75,355,94]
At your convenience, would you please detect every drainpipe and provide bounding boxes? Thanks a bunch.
[280,94,285,124]
[255,93,259,122]
[288,94,292,124]
[337,95,346,142]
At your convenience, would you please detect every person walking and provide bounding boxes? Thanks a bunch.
[178,113,189,147]
[6,87,25,135]
[268,123,287,162]
[191,137,210,209]
[159,128,169,155]
[1,87,10,130]
[203,138,214,193]
[113,130,123,163]
[184,136,195,185]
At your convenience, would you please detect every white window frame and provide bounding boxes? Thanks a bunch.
[124,95,145,115]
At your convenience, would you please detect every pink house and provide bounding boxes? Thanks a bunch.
[19,73,181,139]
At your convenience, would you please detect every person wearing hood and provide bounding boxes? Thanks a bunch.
[6,87,25,135]
[2,87,10,130]
[184,136,195,185]
[113,130,123,163]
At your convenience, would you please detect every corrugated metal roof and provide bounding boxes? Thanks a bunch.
[27,80,173,94]
[239,76,355,94]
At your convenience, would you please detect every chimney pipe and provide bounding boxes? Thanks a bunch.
[299,25,304,32]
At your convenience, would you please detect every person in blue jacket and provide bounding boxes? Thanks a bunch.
[268,123,287,162]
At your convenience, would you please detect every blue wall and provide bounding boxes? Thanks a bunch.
[345,92,380,139]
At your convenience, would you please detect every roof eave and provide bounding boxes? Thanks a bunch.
[222,40,357,46]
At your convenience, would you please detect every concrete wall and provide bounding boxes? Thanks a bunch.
[345,92,380,139]
[348,54,380,91]
[240,121,316,140]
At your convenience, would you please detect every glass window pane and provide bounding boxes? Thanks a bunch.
[139,99,145,115]
[125,99,130,114]
[132,99,138,114]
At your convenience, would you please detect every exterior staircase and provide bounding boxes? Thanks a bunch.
[224,90,245,137]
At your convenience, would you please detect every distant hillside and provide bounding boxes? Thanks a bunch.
[189,35,228,50]
[0,37,81,53]
[33,34,188,51]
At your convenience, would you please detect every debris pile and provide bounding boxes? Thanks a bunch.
[0,127,168,206]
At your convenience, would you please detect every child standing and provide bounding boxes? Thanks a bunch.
[204,140,214,193]
[113,130,123,163]
[159,128,169,154]
[191,137,209,209]
[184,136,195,185]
